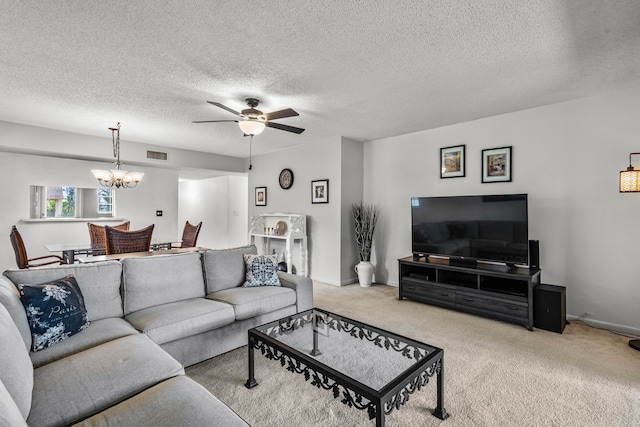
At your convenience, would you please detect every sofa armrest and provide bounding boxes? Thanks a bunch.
[277,272,313,312]
[0,276,31,351]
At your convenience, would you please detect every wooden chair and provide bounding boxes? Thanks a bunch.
[105,224,154,255]
[88,221,130,255]
[9,225,66,269]
[180,221,202,248]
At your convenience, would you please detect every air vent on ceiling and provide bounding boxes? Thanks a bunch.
[146,150,168,161]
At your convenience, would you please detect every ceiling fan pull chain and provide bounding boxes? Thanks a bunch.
[249,135,253,170]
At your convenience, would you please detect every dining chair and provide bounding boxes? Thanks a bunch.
[105,224,155,255]
[88,221,130,255]
[9,225,67,269]
[180,221,202,248]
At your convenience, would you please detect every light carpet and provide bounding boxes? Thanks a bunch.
[186,282,640,426]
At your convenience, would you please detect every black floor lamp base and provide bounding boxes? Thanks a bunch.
[630,340,640,351]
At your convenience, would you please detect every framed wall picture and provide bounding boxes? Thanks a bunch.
[440,144,466,178]
[311,179,329,204]
[482,146,512,183]
[255,187,267,206]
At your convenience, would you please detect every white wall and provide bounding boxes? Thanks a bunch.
[0,120,245,173]
[365,85,640,336]
[247,137,346,284]
[0,151,178,270]
[178,175,248,249]
[340,137,363,284]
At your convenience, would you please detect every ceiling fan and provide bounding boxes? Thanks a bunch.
[193,98,305,136]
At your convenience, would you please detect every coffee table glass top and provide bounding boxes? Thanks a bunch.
[252,308,438,392]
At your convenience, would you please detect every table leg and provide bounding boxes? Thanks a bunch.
[245,334,259,389]
[310,313,322,356]
[62,250,75,264]
[433,356,449,420]
[376,402,385,427]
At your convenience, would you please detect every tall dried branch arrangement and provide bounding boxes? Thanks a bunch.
[352,202,379,262]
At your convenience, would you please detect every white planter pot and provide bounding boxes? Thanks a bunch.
[354,261,375,287]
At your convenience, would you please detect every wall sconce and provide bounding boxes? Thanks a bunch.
[619,152,640,192]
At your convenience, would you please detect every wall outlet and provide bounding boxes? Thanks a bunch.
[156,210,163,216]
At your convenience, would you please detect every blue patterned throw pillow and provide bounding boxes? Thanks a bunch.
[243,254,281,287]
[17,275,90,352]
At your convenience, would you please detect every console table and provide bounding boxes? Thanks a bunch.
[398,256,541,330]
[249,213,308,277]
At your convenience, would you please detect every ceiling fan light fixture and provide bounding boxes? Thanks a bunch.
[239,119,266,136]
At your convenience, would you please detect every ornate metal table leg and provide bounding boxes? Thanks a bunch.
[311,313,322,356]
[432,356,449,420]
[245,334,258,389]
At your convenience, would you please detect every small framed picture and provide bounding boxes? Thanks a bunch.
[440,145,466,178]
[311,179,329,204]
[255,187,267,206]
[482,146,512,183]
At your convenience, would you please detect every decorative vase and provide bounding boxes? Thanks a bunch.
[354,261,375,287]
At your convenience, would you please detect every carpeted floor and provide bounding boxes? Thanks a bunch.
[187,282,640,426]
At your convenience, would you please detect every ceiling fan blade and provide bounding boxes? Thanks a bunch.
[266,121,305,134]
[192,120,238,123]
[207,101,241,116]
[265,108,299,121]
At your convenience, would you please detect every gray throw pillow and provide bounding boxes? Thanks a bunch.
[242,254,281,287]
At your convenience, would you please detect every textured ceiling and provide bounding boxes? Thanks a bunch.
[1,1,640,159]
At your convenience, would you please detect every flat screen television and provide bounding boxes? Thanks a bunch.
[411,194,529,266]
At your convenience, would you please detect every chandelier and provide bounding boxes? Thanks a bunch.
[91,122,144,188]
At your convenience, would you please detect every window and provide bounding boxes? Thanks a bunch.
[45,186,77,218]
[98,189,114,214]
[30,186,115,219]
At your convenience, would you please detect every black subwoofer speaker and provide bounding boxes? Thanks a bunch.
[534,284,566,333]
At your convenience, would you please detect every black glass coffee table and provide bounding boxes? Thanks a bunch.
[245,308,448,426]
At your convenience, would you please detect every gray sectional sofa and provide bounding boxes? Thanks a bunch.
[0,244,313,426]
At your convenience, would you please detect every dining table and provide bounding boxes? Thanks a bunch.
[44,240,181,264]
[77,246,208,263]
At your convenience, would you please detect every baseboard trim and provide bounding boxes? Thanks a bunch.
[566,314,640,338]
[309,276,358,287]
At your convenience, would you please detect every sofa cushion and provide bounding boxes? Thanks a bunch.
[28,333,184,427]
[4,261,124,321]
[0,276,32,350]
[202,245,257,293]
[243,254,281,287]
[125,298,235,344]
[207,286,296,320]
[0,380,28,427]
[0,304,33,420]
[17,275,90,352]
[30,317,139,368]
[122,252,205,315]
[72,376,249,427]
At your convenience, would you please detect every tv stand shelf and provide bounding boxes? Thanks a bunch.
[398,256,541,330]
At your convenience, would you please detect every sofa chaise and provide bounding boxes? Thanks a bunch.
[0,244,313,426]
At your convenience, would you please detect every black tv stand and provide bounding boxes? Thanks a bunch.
[398,256,541,330]
[449,256,477,268]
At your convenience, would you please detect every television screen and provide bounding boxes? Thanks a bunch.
[411,194,529,265]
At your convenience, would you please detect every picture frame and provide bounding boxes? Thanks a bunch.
[440,144,466,178]
[255,187,267,206]
[482,146,512,183]
[311,179,329,204]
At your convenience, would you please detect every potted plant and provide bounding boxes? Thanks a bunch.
[352,202,379,287]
